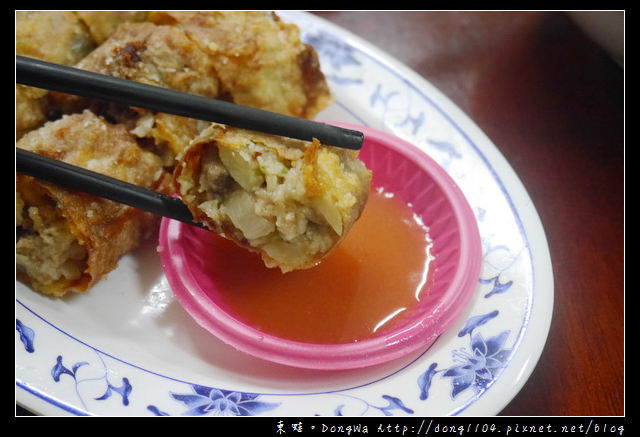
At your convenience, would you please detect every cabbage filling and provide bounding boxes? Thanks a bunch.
[194,140,343,270]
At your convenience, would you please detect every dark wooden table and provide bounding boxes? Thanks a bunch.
[16,11,624,417]
[311,11,624,416]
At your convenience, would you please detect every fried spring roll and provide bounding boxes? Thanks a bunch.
[15,11,95,138]
[51,11,332,165]
[15,11,152,139]
[50,21,221,165]
[174,124,371,272]
[16,110,172,296]
[149,11,332,120]
[74,11,150,44]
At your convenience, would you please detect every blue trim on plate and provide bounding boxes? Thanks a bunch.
[16,12,540,416]
[16,379,91,416]
[312,23,536,416]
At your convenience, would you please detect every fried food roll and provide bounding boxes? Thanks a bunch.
[74,11,150,44]
[16,110,172,296]
[51,21,220,165]
[16,85,49,140]
[15,11,95,138]
[47,12,331,166]
[149,11,332,119]
[15,11,95,66]
[73,22,220,98]
[174,124,371,272]
[15,11,152,139]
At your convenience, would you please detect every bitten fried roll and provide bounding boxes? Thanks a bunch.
[174,124,371,272]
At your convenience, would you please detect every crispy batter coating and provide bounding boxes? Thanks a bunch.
[49,12,332,166]
[16,111,172,296]
[15,11,153,138]
[16,11,341,295]
[149,11,332,119]
[74,11,150,44]
[174,124,371,272]
[15,11,95,138]
[16,11,95,66]
[16,85,49,139]
[74,22,220,96]
[51,21,221,164]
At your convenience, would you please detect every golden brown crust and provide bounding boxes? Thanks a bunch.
[15,11,92,138]
[49,21,221,163]
[148,11,332,119]
[74,11,150,44]
[16,11,337,293]
[15,11,152,138]
[74,22,220,97]
[16,111,172,296]
[16,11,95,66]
[42,11,332,165]
[16,85,48,140]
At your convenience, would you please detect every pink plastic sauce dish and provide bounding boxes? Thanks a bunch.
[158,123,482,370]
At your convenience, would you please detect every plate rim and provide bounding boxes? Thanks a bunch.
[16,11,554,417]
[283,11,554,415]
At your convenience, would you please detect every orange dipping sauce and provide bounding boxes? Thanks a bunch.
[205,188,434,344]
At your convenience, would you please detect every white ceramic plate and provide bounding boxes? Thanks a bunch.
[15,11,553,417]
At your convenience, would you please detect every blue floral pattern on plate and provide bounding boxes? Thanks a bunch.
[51,355,132,409]
[418,311,511,401]
[15,11,547,416]
[16,319,34,353]
[149,385,279,416]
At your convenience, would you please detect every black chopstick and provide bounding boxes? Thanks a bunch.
[16,148,205,228]
[16,55,364,151]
